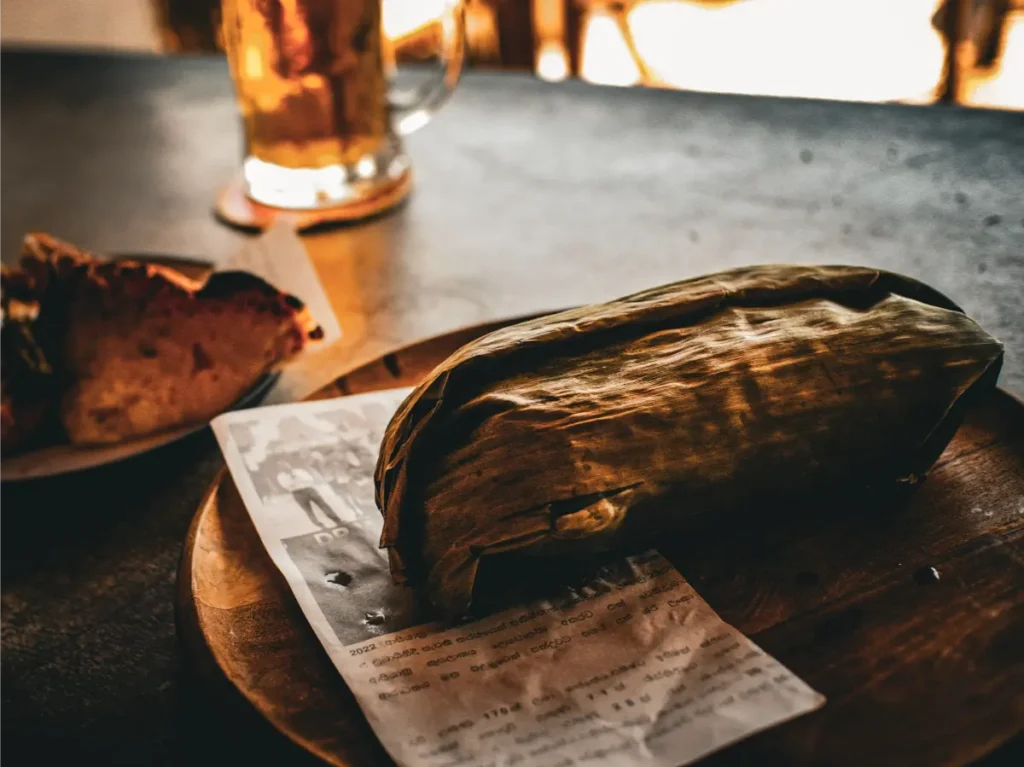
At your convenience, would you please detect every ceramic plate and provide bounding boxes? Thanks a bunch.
[1,254,279,482]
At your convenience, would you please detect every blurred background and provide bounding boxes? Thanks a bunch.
[1,0,1021,110]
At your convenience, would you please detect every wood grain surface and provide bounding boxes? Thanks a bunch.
[177,317,1024,767]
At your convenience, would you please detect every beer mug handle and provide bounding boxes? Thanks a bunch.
[387,0,466,136]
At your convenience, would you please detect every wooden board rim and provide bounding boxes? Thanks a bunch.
[175,315,1024,767]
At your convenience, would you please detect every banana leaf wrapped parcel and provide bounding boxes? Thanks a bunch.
[374,265,1003,617]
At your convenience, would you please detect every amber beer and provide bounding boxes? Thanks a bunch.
[221,0,390,173]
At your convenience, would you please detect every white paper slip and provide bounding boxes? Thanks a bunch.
[212,389,825,767]
[222,219,343,404]
[223,218,342,347]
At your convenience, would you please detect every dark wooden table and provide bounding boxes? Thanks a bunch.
[2,49,1022,766]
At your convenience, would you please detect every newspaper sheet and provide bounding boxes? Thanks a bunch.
[212,389,824,767]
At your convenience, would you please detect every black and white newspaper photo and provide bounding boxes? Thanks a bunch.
[218,387,428,645]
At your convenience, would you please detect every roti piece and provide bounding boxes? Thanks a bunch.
[0,278,60,454]
[1,385,57,455]
[1,233,322,448]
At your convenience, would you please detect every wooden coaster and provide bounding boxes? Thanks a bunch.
[176,315,1024,767]
[214,168,412,232]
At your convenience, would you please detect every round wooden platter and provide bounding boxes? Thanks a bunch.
[177,316,1024,767]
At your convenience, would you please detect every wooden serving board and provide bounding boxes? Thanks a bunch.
[176,316,1024,767]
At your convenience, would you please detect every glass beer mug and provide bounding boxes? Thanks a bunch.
[221,0,465,212]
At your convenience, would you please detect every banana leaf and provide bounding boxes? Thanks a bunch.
[374,265,1003,617]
